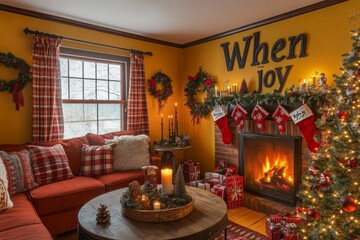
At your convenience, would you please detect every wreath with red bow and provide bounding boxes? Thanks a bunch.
[147,71,173,112]
[0,53,31,111]
[185,67,216,125]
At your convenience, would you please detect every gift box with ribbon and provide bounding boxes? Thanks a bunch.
[211,184,226,200]
[270,213,304,225]
[283,223,300,240]
[266,218,282,240]
[223,175,244,209]
[182,159,201,183]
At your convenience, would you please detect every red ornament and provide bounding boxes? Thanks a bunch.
[340,196,357,212]
[306,208,320,219]
[336,110,349,119]
[355,68,360,79]
[347,159,358,169]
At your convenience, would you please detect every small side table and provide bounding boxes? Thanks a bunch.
[154,146,191,172]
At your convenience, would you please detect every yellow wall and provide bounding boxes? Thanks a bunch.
[182,0,360,173]
[0,10,182,147]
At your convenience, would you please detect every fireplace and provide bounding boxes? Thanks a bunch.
[238,133,302,206]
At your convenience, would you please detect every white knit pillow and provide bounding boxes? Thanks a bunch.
[105,135,151,171]
[0,157,13,212]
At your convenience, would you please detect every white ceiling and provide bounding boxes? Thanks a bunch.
[1,0,325,45]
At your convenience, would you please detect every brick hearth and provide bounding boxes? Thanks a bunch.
[215,116,310,215]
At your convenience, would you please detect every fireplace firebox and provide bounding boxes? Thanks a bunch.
[238,133,302,206]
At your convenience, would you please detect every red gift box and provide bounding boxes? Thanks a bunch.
[224,175,244,209]
[266,218,281,240]
[270,213,304,225]
[211,184,226,199]
[284,223,300,240]
[182,160,200,183]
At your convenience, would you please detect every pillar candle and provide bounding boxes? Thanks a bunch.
[161,168,173,195]
[215,86,218,96]
[153,201,161,210]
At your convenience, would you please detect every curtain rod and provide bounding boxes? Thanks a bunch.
[23,28,153,56]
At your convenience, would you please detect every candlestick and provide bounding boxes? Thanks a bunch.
[153,200,161,210]
[171,115,174,138]
[215,86,218,97]
[161,168,173,195]
[168,115,171,140]
[174,103,178,138]
[161,114,164,141]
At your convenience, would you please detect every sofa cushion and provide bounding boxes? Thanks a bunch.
[32,136,89,176]
[28,176,105,216]
[85,133,113,146]
[28,144,74,185]
[0,150,38,195]
[0,144,29,152]
[95,170,144,191]
[0,223,52,240]
[107,134,151,171]
[80,144,114,176]
[0,158,13,212]
[0,193,41,232]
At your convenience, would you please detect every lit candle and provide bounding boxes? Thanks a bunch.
[215,86,218,96]
[227,86,230,93]
[161,114,164,141]
[161,168,173,195]
[168,115,171,140]
[174,103,178,137]
[171,115,174,137]
[142,195,147,201]
[153,200,161,210]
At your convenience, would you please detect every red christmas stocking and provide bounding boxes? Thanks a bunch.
[231,104,247,130]
[212,106,232,144]
[290,104,320,152]
[272,105,290,133]
[251,105,269,132]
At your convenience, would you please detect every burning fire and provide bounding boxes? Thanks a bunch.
[256,155,293,190]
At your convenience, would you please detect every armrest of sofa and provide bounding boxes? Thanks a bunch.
[150,156,161,184]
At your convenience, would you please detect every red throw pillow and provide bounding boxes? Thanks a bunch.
[0,150,38,195]
[28,144,74,186]
[80,144,114,176]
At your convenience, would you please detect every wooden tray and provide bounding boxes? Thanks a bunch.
[123,196,194,222]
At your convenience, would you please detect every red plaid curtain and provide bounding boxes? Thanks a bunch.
[127,53,149,135]
[32,36,64,142]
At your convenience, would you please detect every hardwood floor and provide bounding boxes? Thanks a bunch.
[55,207,268,239]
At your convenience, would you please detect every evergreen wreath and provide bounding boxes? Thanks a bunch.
[147,71,173,112]
[0,52,31,111]
[185,67,216,125]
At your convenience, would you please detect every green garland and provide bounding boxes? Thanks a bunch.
[185,67,216,124]
[0,52,31,93]
[147,71,173,111]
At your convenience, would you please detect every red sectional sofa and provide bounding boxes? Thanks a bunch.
[0,130,161,239]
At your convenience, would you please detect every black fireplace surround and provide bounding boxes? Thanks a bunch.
[238,133,302,206]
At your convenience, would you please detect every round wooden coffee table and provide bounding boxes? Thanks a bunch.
[78,186,228,240]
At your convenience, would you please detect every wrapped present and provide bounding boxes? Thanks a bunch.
[284,223,300,240]
[142,166,158,188]
[182,160,201,183]
[224,175,244,209]
[211,184,226,199]
[197,182,205,190]
[266,218,281,240]
[204,183,211,191]
[270,213,304,225]
[205,172,214,179]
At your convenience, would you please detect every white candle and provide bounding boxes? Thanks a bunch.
[153,201,161,210]
[215,86,218,96]
[161,168,173,195]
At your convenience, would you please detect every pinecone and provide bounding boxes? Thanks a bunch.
[96,204,111,223]
[128,181,141,201]
[140,195,151,210]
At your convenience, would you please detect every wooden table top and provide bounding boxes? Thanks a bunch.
[78,186,228,240]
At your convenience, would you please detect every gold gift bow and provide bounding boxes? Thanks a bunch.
[229,178,242,201]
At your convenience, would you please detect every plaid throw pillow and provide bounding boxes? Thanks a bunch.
[28,144,74,186]
[80,144,114,176]
[0,150,38,195]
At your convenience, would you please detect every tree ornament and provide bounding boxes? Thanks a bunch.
[355,68,360,79]
[184,67,216,125]
[272,104,290,133]
[0,52,31,111]
[147,71,173,112]
[306,208,320,219]
[308,162,319,175]
[240,79,248,94]
[340,195,357,212]
[211,105,232,144]
[251,104,269,132]
[311,172,331,191]
[336,109,349,119]
[347,159,358,169]
[96,204,111,223]
[290,104,320,152]
[231,104,247,130]
[173,164,187,198]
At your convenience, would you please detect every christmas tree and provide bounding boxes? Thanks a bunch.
[173,164,187,198]
[240,79,248,94]
[297,29,360,239]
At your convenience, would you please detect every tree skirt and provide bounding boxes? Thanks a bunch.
[215,220,270,240]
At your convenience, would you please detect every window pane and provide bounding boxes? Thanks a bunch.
[99,120,121,134]
[97,80,108,100]
[109,64,120,81]
[84,79,96,100]
[69,59,82,78]
[109,81,120,100]
[84,104,97,121]
[69,78,83,99]
[64,121,96,139]
[61,77,69,99]
[84,61,95,79]
[62,104,84,122]
[98,104,120,120]
[60,58,68,77]
[97,63,108,80]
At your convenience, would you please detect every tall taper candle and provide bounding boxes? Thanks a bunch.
[161,168,173,195]
[174,103,178,138]
[171,115,174,137]
[161,114,164,141]
[168,115,171,140]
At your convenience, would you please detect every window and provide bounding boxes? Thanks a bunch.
[59,48,129,139]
